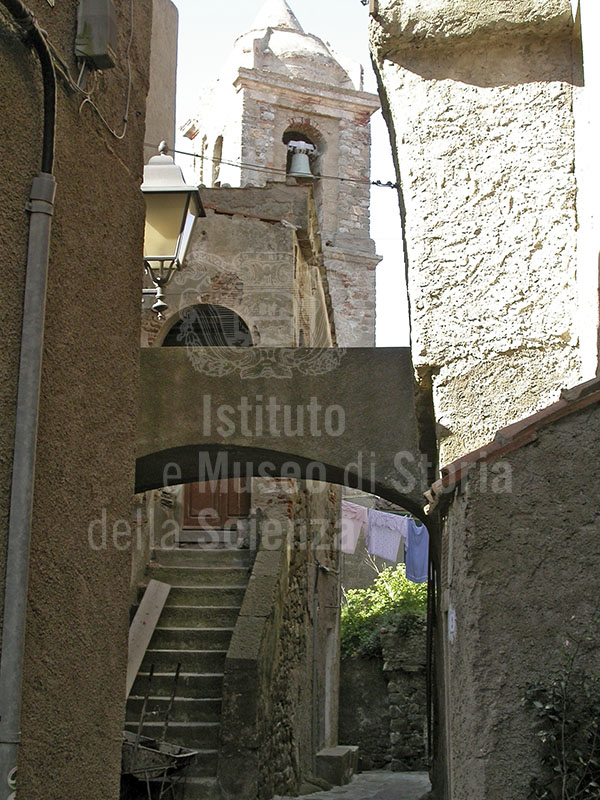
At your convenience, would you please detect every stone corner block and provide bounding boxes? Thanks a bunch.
[316,745,360,786]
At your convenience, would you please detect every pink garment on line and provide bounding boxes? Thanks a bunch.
[366,509,409,563]
[341,501,369,554]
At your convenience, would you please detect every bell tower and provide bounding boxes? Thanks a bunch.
[184,0,381,346]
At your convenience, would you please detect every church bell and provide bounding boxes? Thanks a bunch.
[287,142,315,179]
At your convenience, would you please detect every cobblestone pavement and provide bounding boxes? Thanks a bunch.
[274,771,431,800]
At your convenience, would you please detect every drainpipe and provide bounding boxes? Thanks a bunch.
[0,2,56,797]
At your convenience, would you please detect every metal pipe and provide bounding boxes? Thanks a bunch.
[0,3,57,796]
[0,0,56,173]
[0,171,56,799]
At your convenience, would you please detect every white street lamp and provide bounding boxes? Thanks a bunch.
[141,142,205,317]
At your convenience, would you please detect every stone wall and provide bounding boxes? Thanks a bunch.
[370,0,586,463]
[339,622,427,773]
[381,621,427,771]
[0,1,152,797]
[441,400,600,799]
[141,185,333,348]
[218,479,341,800]
[339,655,391,770]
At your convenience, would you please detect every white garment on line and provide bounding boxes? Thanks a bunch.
[341,501,369,554]
[366,509,409,563]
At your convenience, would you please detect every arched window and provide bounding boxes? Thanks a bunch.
[162,304,253,348]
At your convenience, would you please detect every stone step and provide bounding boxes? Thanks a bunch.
[154,547,254,568]
[141,649,227,674]
[178,777,221,800]
[151,627,234,651]
[147,565,250,587]
[162,587,246,607]
[156,605,240,628]
[124,720,220,749]
[177,530,241,546]
[186,752,218,778]
[126,696,222,724]
[131,672,224,699]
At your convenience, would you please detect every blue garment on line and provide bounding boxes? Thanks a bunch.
[405,519,429,584]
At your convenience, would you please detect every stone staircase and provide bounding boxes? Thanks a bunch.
[125,542,255,799]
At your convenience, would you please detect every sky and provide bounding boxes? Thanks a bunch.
[170,0,410,346]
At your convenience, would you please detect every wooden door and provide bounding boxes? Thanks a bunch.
[183,479,250,529]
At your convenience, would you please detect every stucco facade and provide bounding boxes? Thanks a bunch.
[439,392,600,799]
[0,0,152,797]
[370,0,599,464]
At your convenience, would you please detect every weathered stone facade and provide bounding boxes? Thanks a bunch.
[183,0,381,346]
[381,622,427,771]
[369,0,598,464]
[141,185,333,348]
[218,479,341,800]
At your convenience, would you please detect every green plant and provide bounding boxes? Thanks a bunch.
[340,563,427,657]
[523,642,600,799]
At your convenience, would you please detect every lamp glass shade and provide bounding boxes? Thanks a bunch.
[143,191,190,261]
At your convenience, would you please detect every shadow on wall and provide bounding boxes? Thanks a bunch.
[383,33,582,89]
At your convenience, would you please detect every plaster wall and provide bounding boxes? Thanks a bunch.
[573,0,600,377]
[370,0,584,463]
[0,1,151,797]
[441,403,600,799]
[144,0,178,161]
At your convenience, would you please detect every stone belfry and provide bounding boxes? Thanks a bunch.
[183,0,381,346]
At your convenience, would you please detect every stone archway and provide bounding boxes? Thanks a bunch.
[136,346,426,517]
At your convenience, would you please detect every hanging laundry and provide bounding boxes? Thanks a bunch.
[366,509,409,562]
[340,501,369,554]
[405,519,429,584]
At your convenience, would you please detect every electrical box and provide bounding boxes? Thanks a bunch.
[75,0,118,70]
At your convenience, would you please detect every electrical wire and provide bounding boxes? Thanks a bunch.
[145,142,398,189]
[78,0,134,140]
[46,0,134,140]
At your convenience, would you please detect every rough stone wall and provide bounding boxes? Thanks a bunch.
[339,655,391,770]
[141,185,333,348]
[442,402,600,799]
[0,1,151,797]
[381,623,427,771]
[370,0,584,462]
[218,478,341,800]
[338,623,427,772]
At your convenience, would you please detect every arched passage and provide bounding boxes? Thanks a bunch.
[136,346,426,518]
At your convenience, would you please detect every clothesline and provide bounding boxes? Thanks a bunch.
[341,501,429,584]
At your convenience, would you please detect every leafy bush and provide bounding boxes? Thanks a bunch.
[340,564,427,658]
